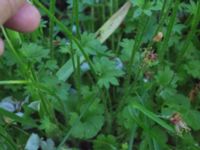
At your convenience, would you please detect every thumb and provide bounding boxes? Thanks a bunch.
[0,0,25,25]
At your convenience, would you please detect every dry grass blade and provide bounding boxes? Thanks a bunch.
[95,1,132,43]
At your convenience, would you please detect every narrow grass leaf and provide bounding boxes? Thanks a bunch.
[0,126,16,150]
[56,56,84,81]
[0,108,37,127]
[0,80,30,85]
[131,102,174,133]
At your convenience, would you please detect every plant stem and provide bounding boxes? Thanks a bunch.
[147,0,171,48]
[72,0,81,37]
[1,26,25,69]
[158,0,180,63]
[177,1,200,63]
[49,0,56,57]
[72,0,82,96]
[128,125,137,150]
[91,2,95,32]
[126,16,149,84]
[1,26,54,120]
[0,80,30,85]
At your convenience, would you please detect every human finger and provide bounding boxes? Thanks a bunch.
[4,2,41,32]
[0,0,25,25]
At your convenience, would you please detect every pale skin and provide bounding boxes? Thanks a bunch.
[0,0,41,55]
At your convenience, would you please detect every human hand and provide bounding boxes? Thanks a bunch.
[0,0,41,55]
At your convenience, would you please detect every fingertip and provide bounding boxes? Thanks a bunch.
[0,38,4,56]
[0,0,26,25]
[5,3,41,32]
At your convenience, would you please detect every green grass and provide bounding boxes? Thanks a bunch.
[0,0,200,149]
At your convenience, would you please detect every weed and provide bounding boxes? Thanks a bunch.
[0,0,200,149]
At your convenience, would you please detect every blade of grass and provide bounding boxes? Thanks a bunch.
[1,26,25,69]
[72,0,81,96]
[131,102,174,133]
[95,1,131,43]
[158,0,180,62]
[56,56,84,81]
[177,1,200,63]
[0,126,16,150]
[0,80,30,85]
[72,0,80,37]
[147,0,172,48]
[128,124,137,150]
[0,108,37,127]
